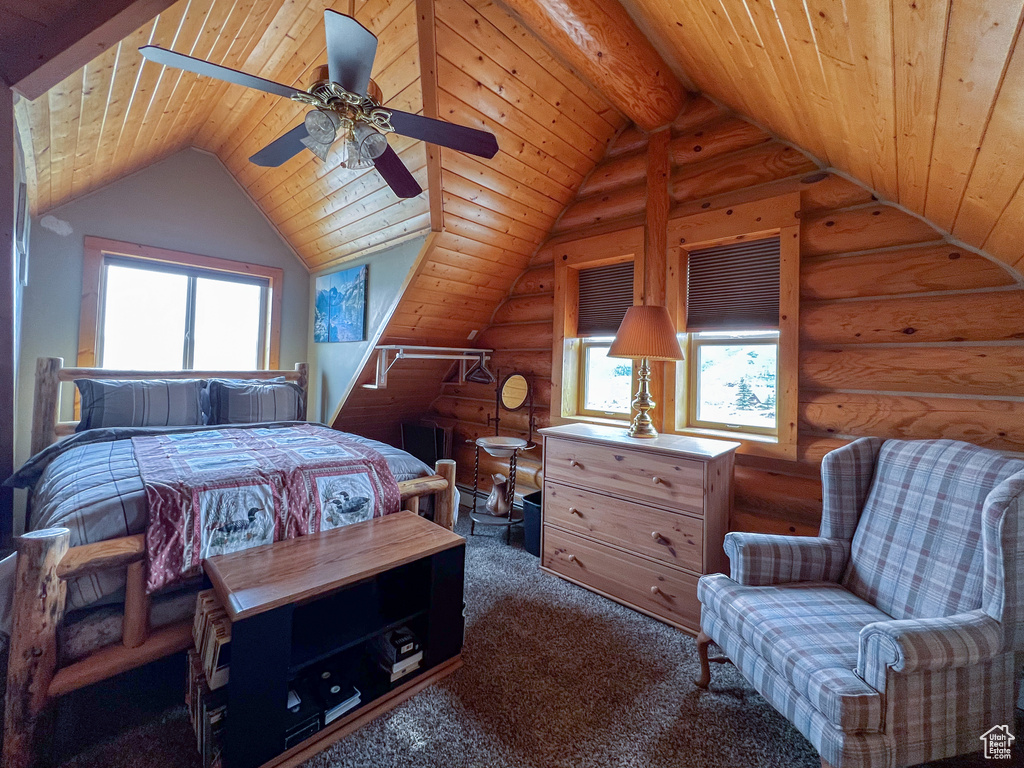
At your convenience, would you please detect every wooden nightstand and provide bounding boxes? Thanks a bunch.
[539,424,738,633]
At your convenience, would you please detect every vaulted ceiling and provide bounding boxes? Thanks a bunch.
[12,0,1024,279]
[620,0,1024,273]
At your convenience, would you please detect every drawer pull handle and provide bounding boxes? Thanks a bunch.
[652,476,663,485]
[568,507,581,516]
[567,554,577,563]
[650,585,662,596]
[651,531,664,542]
[569,460,581,468]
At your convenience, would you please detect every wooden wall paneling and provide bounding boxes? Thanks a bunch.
[801,290,1024,346]
[553,182,647,234]
[670,141,817,205]
[667,116,770,168]
[67,54,117,202]
[800,391,1024,454]
[800,345,1024,397]
[800,243,1016,300]
[800,204,939,258]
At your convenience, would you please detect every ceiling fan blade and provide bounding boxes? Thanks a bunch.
[249,123,310,167]
[324,11,378,96]
[139,46,303,100]
[387,110,499,159]
[374,145,422,198]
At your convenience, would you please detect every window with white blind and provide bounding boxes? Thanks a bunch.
[665,196,800,458]
[684,237,781,436]
[574,261,635,419]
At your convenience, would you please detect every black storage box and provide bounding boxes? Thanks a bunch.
[522,491,541,557]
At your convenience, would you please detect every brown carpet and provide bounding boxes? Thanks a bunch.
[52,511,1017,768]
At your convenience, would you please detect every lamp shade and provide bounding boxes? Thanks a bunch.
[608,305,684,361]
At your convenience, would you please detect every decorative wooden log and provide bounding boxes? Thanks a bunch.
[800,345,1024,397]
[668,117,770,168]
[578,151,647,198]
[56,534,145,580]
[670,95,727,134]
[406,495,421,516]
[511,265,555,296]
[800,174,875,213]
[801,290,1024,346]
[606,126,648,157]
[800,243,1013,300]
[474,321,552,351]
[495,0,684,130]
[434,459,457,531]
[433,395,551,434]
[3,527,71,768]
[30,358,62,458]
[491,294,555,325]
[122,560,150,649]
[800,204,938,257]
[733,467,823,532]
[554,181,647,233]
[670,142,817,205]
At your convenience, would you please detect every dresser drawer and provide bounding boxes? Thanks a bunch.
[542,526,701,631]
[543,482,703,572]
[544,437,705,514]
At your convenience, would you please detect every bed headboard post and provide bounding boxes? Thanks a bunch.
[30,358,63,457]
[295,362,309,421]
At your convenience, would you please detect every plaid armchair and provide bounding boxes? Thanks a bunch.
[695,438,1024,768]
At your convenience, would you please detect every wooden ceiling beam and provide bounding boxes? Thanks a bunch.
[2,0,177,101]
[494,0,684,131]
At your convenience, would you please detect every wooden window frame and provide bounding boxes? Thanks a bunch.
[79,236,284,371]
[576,338,631,421]
[665,194,800,460]
[550,226,644,425]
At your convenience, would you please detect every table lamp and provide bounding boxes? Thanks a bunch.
[608,305,685,438]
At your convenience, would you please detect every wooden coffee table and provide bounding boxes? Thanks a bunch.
[203,511,466,768]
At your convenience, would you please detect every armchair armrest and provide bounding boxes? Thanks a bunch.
[723,532,850,586]
[857,609,1006,691]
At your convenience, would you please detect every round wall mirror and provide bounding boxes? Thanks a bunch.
[500,373,530,411]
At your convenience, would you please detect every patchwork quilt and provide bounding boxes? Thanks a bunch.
[134,424,401,592]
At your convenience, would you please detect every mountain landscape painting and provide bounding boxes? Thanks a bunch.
[314,265,367,343]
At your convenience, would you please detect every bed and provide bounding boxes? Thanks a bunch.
[1,357,457,767]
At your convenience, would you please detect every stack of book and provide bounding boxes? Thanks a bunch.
[186,590,232,768]
[193,589,231,689]
[372,627,423,683]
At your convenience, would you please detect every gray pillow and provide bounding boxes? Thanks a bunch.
[207,380,303,424]
[201,377,284,423]
[75,379,204,431]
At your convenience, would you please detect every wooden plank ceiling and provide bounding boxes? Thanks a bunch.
[621,0,1024,273]
[16,0,431,267]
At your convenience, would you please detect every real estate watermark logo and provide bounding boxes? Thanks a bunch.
[980,725,1015,760]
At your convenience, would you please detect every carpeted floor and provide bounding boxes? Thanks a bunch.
[53,510,1015,768]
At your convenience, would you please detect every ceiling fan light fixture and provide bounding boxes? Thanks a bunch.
[304,108,340,145]
[354,122,388,160]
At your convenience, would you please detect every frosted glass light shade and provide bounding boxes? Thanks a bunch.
[608,305,684,361]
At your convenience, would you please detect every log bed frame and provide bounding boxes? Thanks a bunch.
[2,357,458,768]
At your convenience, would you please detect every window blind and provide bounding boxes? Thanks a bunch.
[686,237,780,331]
[577,261,634,336]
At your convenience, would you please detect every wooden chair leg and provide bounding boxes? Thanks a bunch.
[695,630,713,688]
[3,528,70,768]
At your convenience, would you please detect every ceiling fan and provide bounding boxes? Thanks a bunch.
[138,10,499,199]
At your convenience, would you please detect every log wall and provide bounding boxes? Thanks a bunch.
[429,96,1024,535]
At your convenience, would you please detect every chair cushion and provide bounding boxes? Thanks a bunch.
[699,574,887,732]
[842,439,1024,621]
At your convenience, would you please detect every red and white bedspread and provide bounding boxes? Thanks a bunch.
[133,424,400,592]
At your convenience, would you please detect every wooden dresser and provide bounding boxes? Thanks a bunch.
[539,424,739,633]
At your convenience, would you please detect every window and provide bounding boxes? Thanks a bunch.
[578,338,633,418]
[552,236,642,424]
[80,237,283,372]
[666,194,799,459]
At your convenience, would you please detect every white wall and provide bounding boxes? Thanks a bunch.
[16,148,310,472]
[306,236,424,424]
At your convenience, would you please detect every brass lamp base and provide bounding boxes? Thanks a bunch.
[627,357,658,439]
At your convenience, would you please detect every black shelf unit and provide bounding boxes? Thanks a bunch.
[222,545,465,768]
